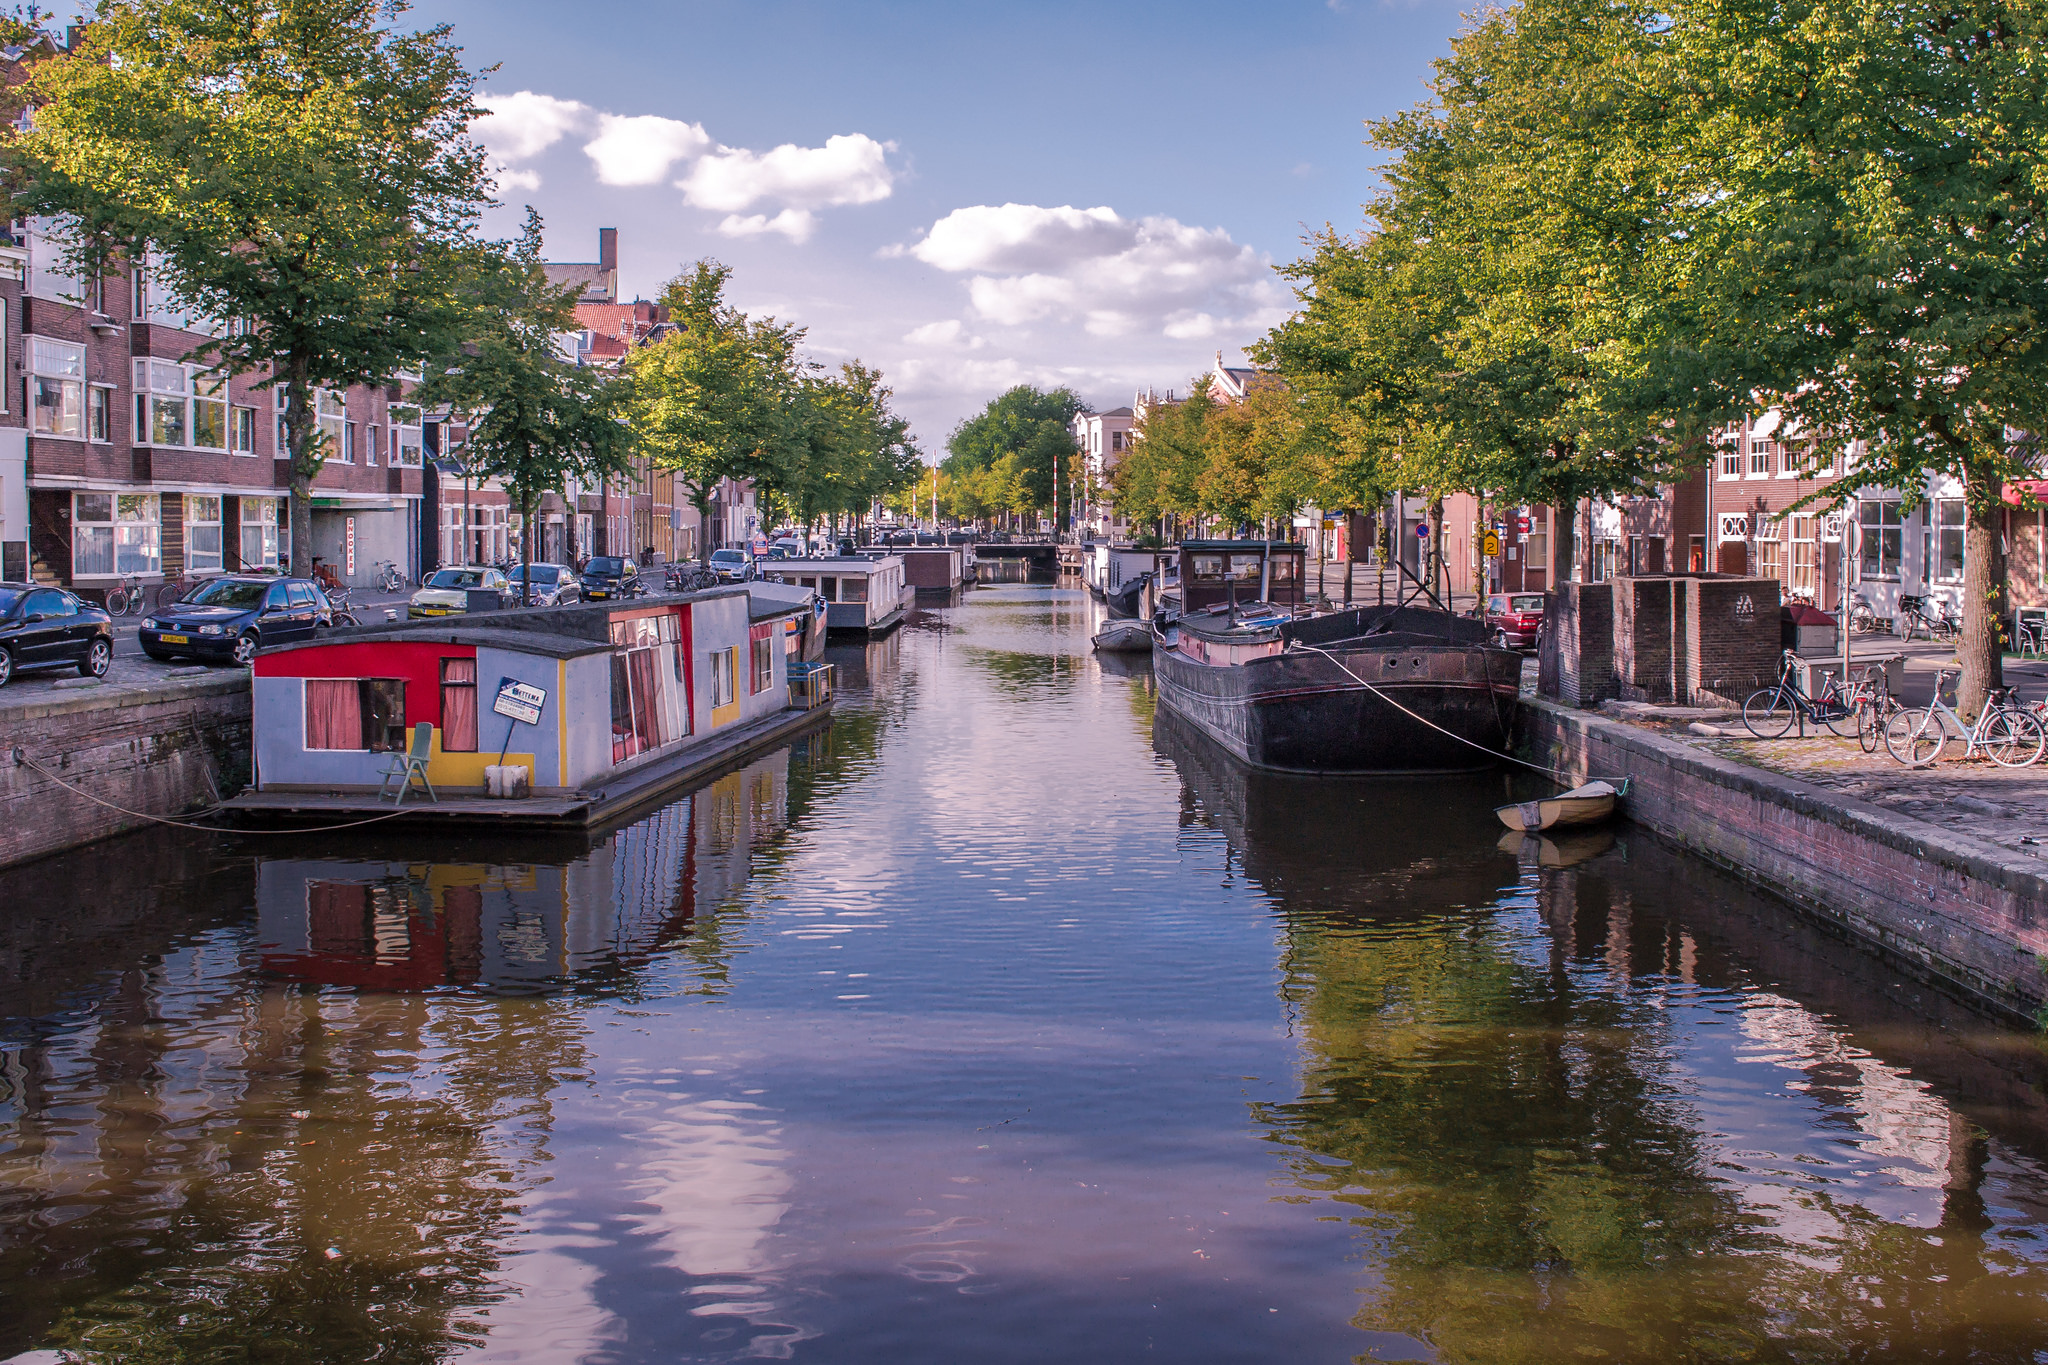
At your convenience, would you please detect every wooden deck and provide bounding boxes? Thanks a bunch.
[224,704,832,830]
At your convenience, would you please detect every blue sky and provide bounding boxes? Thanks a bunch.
[413,0,1468,449]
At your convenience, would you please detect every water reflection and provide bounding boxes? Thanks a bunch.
[1157,709,2048,1362]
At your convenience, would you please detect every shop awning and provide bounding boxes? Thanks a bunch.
[2003,480,2048,506]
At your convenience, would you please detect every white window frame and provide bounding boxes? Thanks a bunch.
[390,404,424,468]
[72,490,160,578]
[87,383,112,444]
[30,336,84,438]
[1748,438,1774,477]
[1718,512,1751,542]
[231,404,256,456]
[184,493,224,573]
[239,495,287,570]
[1933,497,1965,585]
[132,357,229,451]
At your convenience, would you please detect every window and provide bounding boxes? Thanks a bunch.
[73,491,160,577]
[1859,499,1903,578]
[1934,498,1965,584]
[232,405,255,455]
[132,358,227,450]
[185,495,223,573]
[1790,515,1816,596]
[1720,432,1743,478]
[840,575,868,603]
[240,495,286,570]
[1718,512,1751,542]
[364,423,378,467]
[342,419,356,464]
[73,492,113,576]
[87,385,110,443]
[439,658,478,752]
[304,678,406,752]
[608,613,691,761]
[272,386,345,461]
[390,405,423,467]
[1111,431,1125,452]
[1757,528,1784,582]
[709,647,736,709]
[31,337,83,436]
[1524,529,1548,574]
[750,626,774,695]
[1749,438,1774,475]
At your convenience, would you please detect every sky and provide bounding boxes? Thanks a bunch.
[411,0,1469,454]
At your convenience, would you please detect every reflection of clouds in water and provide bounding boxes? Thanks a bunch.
[626,1098,792,1274]
[469,1240,621,1363]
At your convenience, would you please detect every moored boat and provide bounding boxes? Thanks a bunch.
[1091,618,1153,653]
[1151,602,1519,774]
[1494,780,1618,833]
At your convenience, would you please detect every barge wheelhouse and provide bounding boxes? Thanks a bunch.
[766,556,914,636]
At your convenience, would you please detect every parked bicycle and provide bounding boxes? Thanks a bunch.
[103,572,147,615]
[374,559,405,593]
[1849,594,1890,635]
[1897,595,1960,643]
[1742,650,1874,741]
[1884,669,2046,767]
[665,562,719,592]
[151,572,201,611]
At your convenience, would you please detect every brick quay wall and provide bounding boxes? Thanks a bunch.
[1520,696,2048,1023]
[1,675,250,869]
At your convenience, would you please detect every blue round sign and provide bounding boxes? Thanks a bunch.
[1415,523,1430,538]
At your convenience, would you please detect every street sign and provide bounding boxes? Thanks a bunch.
[1415,522,1430,539]
[492,678,547,726]
[1516,515,1531,535]
[1482,531,1501,557]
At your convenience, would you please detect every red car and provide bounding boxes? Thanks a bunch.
[1485,592,1546,649]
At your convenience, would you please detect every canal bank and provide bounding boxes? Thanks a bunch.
[1520,694,2048,1023]
[1,672,249,869]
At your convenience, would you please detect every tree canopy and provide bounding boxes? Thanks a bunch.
[941,386,1088,525]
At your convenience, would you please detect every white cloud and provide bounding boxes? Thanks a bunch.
[493,167,543,194]
[905,203,1283,339]
[679,133,897,213]
[902,319,985,349]
[583,113,711,187]
[474,91,589,163]
[716,209,818,244]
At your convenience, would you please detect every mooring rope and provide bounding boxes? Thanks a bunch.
[1288,641,1586,786]
[13,752,423,834]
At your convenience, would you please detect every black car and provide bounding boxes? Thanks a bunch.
[508,562,582,607]
[140,575,334,666]
[578,556,644,601]
[0,583,113,685]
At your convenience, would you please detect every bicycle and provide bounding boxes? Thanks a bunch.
[1849,594,1890,635]
[665,563,719,592]
[1884,670,2046,767]
[374,560,405,593]
[103,572,147,616]
[150,572,201,611]
[1742,650,1865,740]
[1898,595,1960,643]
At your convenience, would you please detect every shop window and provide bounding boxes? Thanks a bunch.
[1859,499,1902,578]
[72,492,160,577]
[439,658,478,752]
[304,678,406,751]
[185,494,223,573]
[31,337,83,436]
[1934,498,1965,584]
[240,495,286,570]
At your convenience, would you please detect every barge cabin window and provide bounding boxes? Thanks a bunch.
[750,625,775,694]
[710,648,736,709]
[306,678,406,752]
[440,659,478,752]
[609,612,692,763]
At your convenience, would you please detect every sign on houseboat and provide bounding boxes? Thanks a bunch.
[493,678,547,726]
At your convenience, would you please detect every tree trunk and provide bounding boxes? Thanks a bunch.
[694,487,716,567]
[284,364,319,579]
[519,487,534,605]
[1553,499,1577,586]
[1958,459,2007,719]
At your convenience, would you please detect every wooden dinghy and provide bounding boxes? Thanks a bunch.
[1495,780,1618,833]
[1092,619,1155,654]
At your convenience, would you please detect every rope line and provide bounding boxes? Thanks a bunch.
[1288,641,1583,786]
[15,754,423,835]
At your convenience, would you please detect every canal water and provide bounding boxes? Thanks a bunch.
[5,583,2048,1364]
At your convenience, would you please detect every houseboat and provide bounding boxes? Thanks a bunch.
[1174,540,1308,613]
[1152,601,1519,774]
[1085,544,1173,614]
[895,545,967,594]
[228,586,827,828]
[765,556,914,636]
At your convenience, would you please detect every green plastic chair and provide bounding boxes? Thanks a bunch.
[376,722,437,805]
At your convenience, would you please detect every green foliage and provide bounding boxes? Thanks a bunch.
[8,0,495,575]
[943,385,1087,520]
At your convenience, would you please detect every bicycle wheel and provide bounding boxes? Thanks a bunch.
[1817,689,1859,738]
[1857,696,1892,754]
[1983,709,2047,768]
[1884,707,1945,766]
[1742,686,1798,739]
[153,581,186,610]
[105,587,131,615]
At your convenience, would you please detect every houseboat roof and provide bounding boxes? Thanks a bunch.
[1178,540,1306,553]
[781,556,903,573]
[260,623,615,660]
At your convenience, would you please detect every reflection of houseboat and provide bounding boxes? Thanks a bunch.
[1153,602,1519,774]
[764,557,914,636]
[230,588,826,827]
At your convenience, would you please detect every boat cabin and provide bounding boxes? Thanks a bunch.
[766,556,914,634]
[1085,544,1172,600]
[1176,540,1307,613]
[248,587,809,797]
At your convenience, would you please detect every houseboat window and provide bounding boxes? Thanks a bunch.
[1189,554,1223,580]
[609,612,690,763]
[440,658,478,752]
[840,575,867,603]
[305,678,406,752]
[750,626,775,695]
[709,648,736,709]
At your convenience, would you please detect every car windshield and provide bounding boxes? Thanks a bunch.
[509,564,563,582]
[585,557,625,575]
[1510,595,1546,613]
[428,569,486,589]
[0,588,21,615]
[711,550,747,564]
[184,579,270,609]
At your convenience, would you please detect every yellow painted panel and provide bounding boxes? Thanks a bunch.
[710,701,742,729]
[421,727,537,788]
[557,658,570,786]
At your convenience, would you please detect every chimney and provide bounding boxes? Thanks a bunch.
[598,228,617,274]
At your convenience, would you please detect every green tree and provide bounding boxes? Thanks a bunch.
[421,212,637,592]
[627,260,803,566]
[944,385,1088,527]
[10,0,495,577]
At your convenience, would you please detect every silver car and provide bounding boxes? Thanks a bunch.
[508,562,582,607]
[409,566,513,618]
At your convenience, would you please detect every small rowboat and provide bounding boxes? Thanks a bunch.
[1495,780,1619,833]
[1092,619,1154,654]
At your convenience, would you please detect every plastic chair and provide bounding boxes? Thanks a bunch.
[377,722,437,805]
[2018,608,2048,658]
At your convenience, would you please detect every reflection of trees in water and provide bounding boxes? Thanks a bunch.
[1155,712,2048,1362]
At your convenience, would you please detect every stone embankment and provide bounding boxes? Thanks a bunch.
[1,671,250,868]
[1521,695,2048,1023]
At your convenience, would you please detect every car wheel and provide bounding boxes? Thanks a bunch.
[79,637,112,678]
[232,631,260,666]
[0,646,11,686]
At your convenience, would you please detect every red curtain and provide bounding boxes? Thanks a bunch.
[441,657,478,752]
[629,647,662,750]
[305,679,363,750]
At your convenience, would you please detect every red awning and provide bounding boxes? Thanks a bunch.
[2004,480,2048,506]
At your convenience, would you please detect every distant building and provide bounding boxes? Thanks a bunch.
[1071,407,1135,538]
[543,227,619,306]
